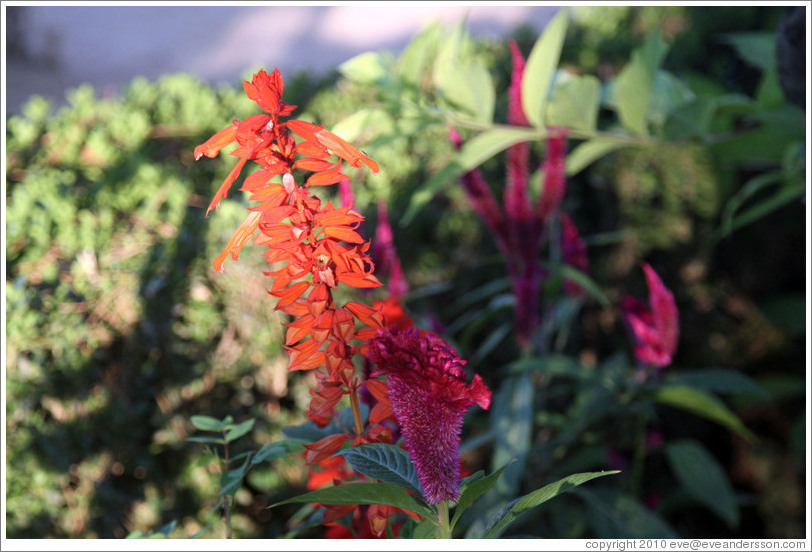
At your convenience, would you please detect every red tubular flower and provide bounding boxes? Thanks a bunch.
[366,328,491,504]
[621,263,680,368]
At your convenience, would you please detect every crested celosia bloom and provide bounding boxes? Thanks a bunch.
[621,263,679,368]
[366,328,491,504]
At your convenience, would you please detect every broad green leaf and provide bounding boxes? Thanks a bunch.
[483,471,620,538]
[190,415,227,432]
[436,60,495,126]
[336,443,423,496]
[224,418,255,443]
[652,386,755,442]
[339,51,390,84]
[611,30,669,136]
[402,126,542,224]
[546,74,601,132]
[451,462,512,528]
[664,368,768,397]
[665,440,740,528]
[565,137,634,176]
[399,22,444,86]
[271,482,433,519]
[490,373,534,496]
[522,9,570,128]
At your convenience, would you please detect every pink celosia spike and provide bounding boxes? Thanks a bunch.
[622,263,679,368]
[537,127,569,225]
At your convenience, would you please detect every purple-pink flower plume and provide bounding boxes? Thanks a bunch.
[622,263,680,368]
[366,328,491,504]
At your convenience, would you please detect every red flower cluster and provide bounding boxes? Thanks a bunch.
[196,68,417,538]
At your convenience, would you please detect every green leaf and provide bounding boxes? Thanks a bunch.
[402,126,543,225]
[339,51,390,84]
[399,22,443,86]
[647,70,695,128]
[610,29,669,136]
[665,440,740,528]
[252,439,305,465]
[721,31,776,71]
[335,443,423,496]
[190,415,227,432]
[219,455,251,496]
[483,471,620,538]
[187,436,225,445]
[557,265,610,307]
[490,373,534,496]
[664,368,768,398]
[271,482,433,519]
[224,418,255,443]
[546,73,601,132]
[652,386,756,442]
[436,60,495,126]
[522,9,570,128]
[451,462,512,528]
[565,137,634,176]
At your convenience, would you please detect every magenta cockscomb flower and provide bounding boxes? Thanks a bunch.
[366,328,491,504]
[622,263,679,368]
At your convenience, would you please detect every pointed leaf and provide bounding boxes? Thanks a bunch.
[652,385,756,442]
[522,9,570,128]
[566,137,634,176]
[665,440,740,528]
[339,51,390,84]
[252,439,306,465]
[271,482,433,519]
[490,373,534,497]
[190,415,227,432]
[403,126,542,224]
[451,462,512,528]
[546,74,601,132]
[664,368,768,398]
[224,418,255,443]
[335,443,423,496]
[610,29,669,136]
[483,471,620,538]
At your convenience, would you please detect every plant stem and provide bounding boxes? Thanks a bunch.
[222,432,233,539]
[348,387,365,436]
[435,501,451,539]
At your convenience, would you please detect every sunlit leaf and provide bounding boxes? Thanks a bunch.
[522,9,570,128]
